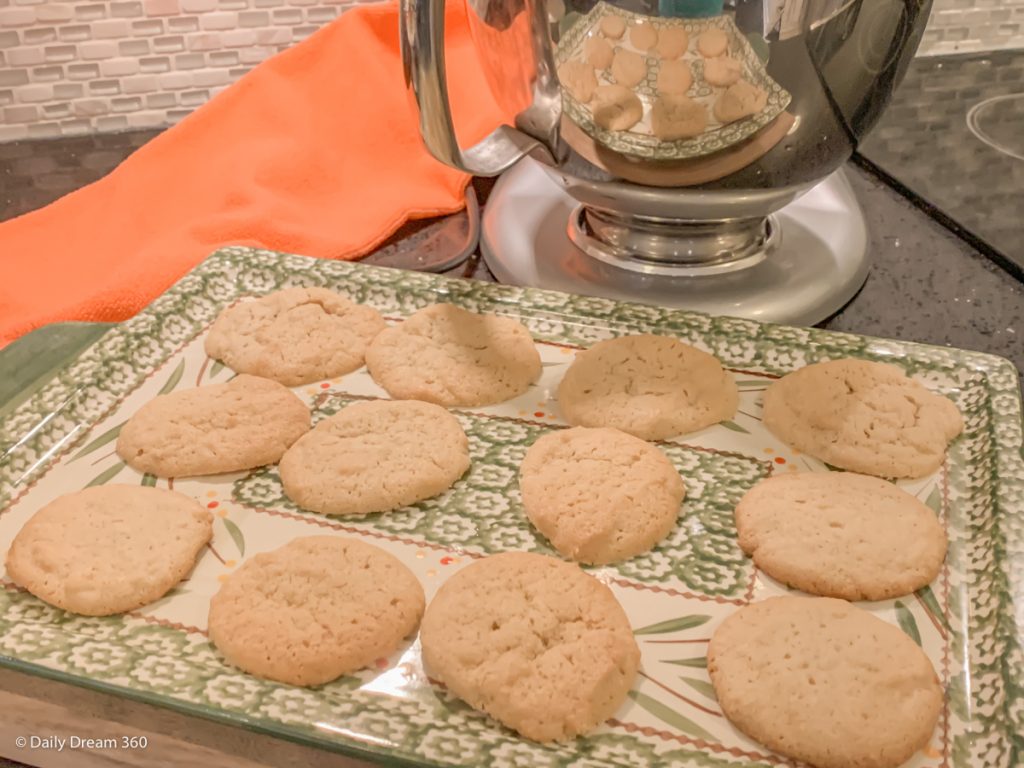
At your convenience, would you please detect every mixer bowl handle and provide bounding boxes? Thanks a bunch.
[400,0,554,176]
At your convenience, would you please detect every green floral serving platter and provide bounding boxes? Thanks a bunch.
[0,247,1021,768]
[556,3,792,161]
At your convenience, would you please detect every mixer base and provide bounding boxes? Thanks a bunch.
[480,158,870,326]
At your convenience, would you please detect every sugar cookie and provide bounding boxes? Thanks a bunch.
[599,15,626,40]
[697,27,728,58]
[762,358,963,478]
[585,35,614,70]
[520,427,684,564]
[610,48,647,88]
[629,22,658,51]
[702,55,742,87]
[116,374,310,478]
[655,26,688,60]
[6,486,211,616]
[657,59,693,95]
[557,334,738,440]
[420,552,639,741]
[591,84,644,131]
[204,287,386,386]
[651,94,708,140]
[365,303,541,407]
[708,597,943,768]
[735,472,947,600]
[559,59,598,103]
[208,536,424,686]
[713,80,767,123]
[279,399,469,516]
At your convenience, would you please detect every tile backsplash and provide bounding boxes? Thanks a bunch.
[920,0,1024,56]
[0,0,355,141]
[1,0,1023,141]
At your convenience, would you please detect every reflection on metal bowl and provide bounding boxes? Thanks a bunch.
[401,0,930,301]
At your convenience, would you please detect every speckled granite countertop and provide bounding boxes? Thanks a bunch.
[860,49,1024,277]
[2,129,1022,378]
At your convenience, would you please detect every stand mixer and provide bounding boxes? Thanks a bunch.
[400,0,931,324]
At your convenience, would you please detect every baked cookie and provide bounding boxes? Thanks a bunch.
[559,59,598,103]
[116,374,310,478]
[557,334,738,440]
[713,80,767,123]
[735,472,947,600]
[610,48,647,88]
[591,84,644,131]
[696,27,728,58]
[657,59,693,95]
[204,287,386,386]
[702,55,742,87]
[520,427,684,564]
[208,536,424,686]
[654,26,688,60]
[585,35,614,70]
[279,399,470,516]
[365,303,541,407]
[629,21,658,51]
[708,597,943,768]
[651,94,708,140]
[5,485,211,616]
[599,14,626,40]
[420,552,639,741]
[763,358,964,478]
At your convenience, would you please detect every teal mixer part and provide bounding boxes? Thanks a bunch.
[658,0,724,17]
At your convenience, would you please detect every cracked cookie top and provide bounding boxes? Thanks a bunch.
[520,426,684,565]
[763,358,963,479]
[279,399,470,516]
[420,551,640,742]
[365,304,542,407]
[116,374,310,478]
[205,287,386,387]
[208,536,424,686]
[557,334,738,440]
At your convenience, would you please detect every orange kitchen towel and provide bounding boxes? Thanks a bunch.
[0,0,511,347]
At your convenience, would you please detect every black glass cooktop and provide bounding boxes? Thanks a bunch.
[858,48,1024,278]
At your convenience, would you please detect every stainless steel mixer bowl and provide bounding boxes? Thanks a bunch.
[401,0,931,270]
